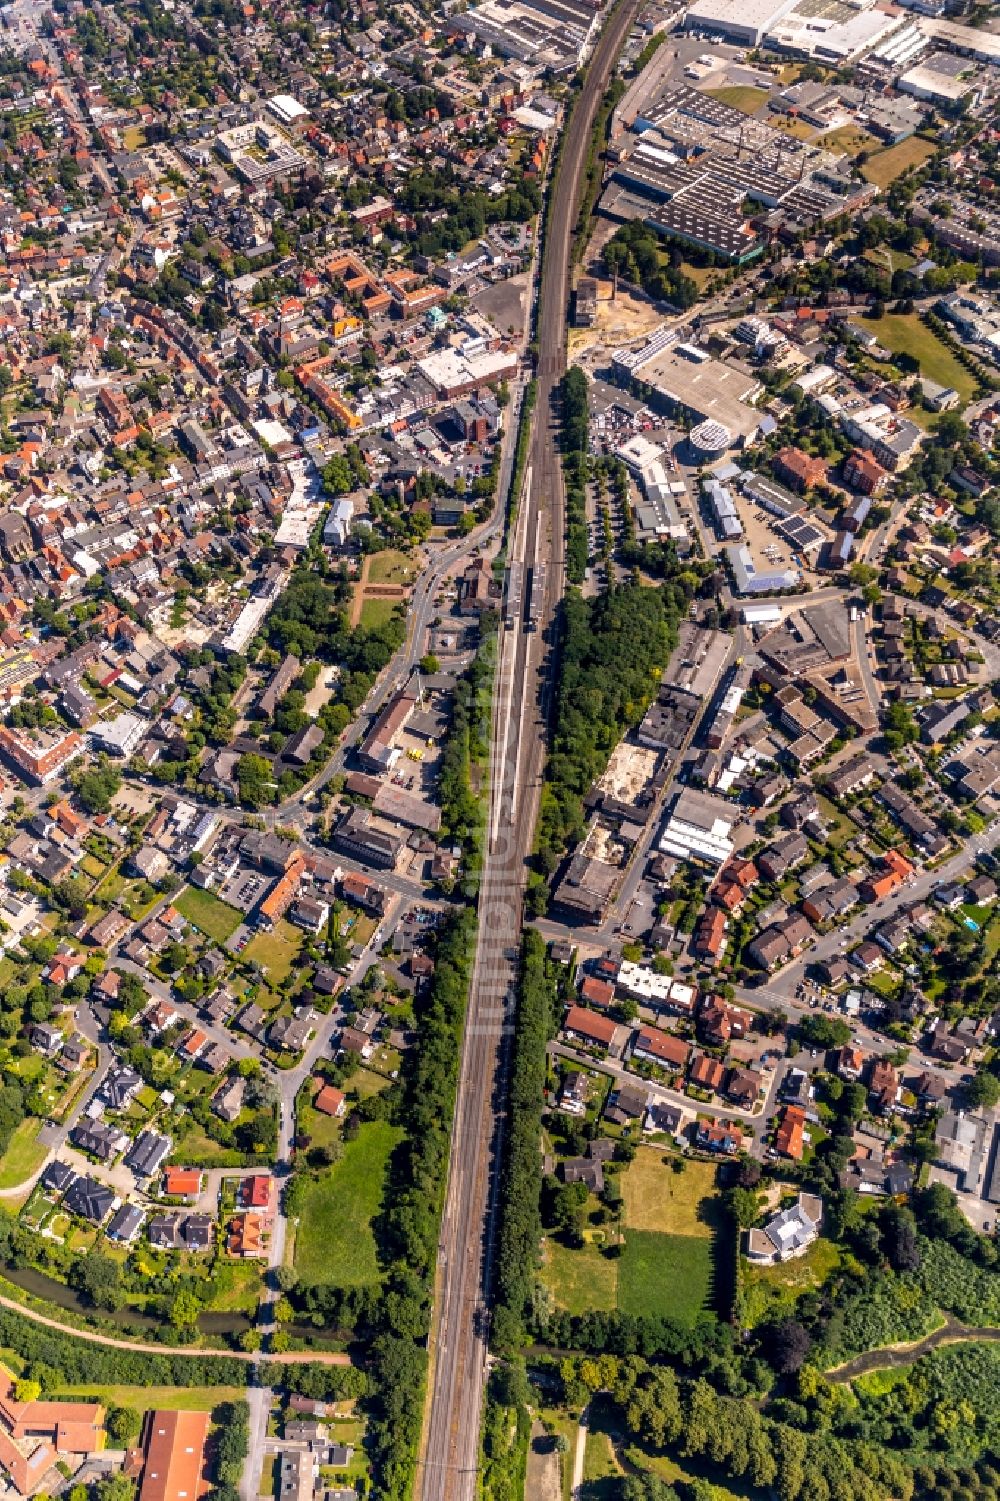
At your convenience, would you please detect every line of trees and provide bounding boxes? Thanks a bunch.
[560,366,590,584]
[491,931,556,1354]
[0,1304,246,1388]
[364,906,477,1495]
[209,1400,249,1501]
[438,627,496,891]
[535,580,685,875]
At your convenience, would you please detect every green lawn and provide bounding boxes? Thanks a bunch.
[243,921,302,987]
[175,886,243,943]
[359,597,403,632]
[618,1231,712,1326]
[860,136,937,190]
[543,1236,618,1316]
[293,1120,402,1288]
[51,1384,245,1411]
[0,1120,46,1191]
[367,549,417,586]
[706,86,768,114]
[858,312,976,406]
[624,1444,759,1501]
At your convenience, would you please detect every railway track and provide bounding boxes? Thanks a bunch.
[415,3,643,1496]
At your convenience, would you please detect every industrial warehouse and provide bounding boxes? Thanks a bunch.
[602,84,874,265]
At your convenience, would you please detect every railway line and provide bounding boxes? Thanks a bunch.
[414,2,643,1495]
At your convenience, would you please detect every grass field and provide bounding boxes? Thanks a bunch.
[297,1080,344,1152]
[51,1384,244,1411]
[679,260,717,291]
[367,549,417,586]
[819,124,876,156]
[621,1153,718,1237]
[0,1121,46,1191]
[543,1236,618,1316]
[770,117,815,141]
[706,86,768,115]
[544,1152,723,1326]
[584,1401,625,1498]
[175,886,243,943]
[619,1230,713,1325]
[861,136,937,190]
[293,1120,402,1288]
[864,247,917,274]
[742,1236,841,1327]
[359,597,403,632]
[243,920,302,987]
[858,313,977,405]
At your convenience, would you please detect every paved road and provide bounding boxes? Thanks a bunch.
[239,889,406,1500]
[739,812,1000,1002]
[571,1403,590,1501]
[415,5,643,1497]
[549,1041,783,1149]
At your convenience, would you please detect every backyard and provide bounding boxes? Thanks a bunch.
[175,886,243,943]
[741,1235,842,1327]
[541,1151,723,1329]
[0,1120,46,1192]
[242,921,303,990]
[292,1119,402,1288]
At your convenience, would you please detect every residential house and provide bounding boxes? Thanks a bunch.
[696,1121,743,1154]
[64,1176,115,1224]
[775,1104,807,1159]
[631,1027,690,1073]
[746,1193,822,1263]
[562,1005,630,1058]
[125,1130,172,1180]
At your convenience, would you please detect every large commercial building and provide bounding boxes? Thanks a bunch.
[449,0,602,72]
[726,544,800,596]
[0,725,83,785]
[614,339,763,446]
[659,788,736,866]
[683,0,796,45]
[138,1410,210,1501]
[416,346,518,400]
[683,0,906,59]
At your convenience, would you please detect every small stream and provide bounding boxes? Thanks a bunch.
[2,1265,251,1338]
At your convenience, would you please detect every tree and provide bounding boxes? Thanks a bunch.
[966,1070,1000,1110]
[106,1406,142,1447]
[761,1318,812,1375]
[798,1014,851,1050]
[551,1181,589,1245]
[95,1476,135,1501]
[880,1204,921,1272]
[13,1379,39,1403]
[322,455,354,496]
[727,1187,762,1229]
[69,1251,123,1311]
[169,1288,203,1332]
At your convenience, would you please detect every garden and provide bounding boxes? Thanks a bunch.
[541,1150,725,1331]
